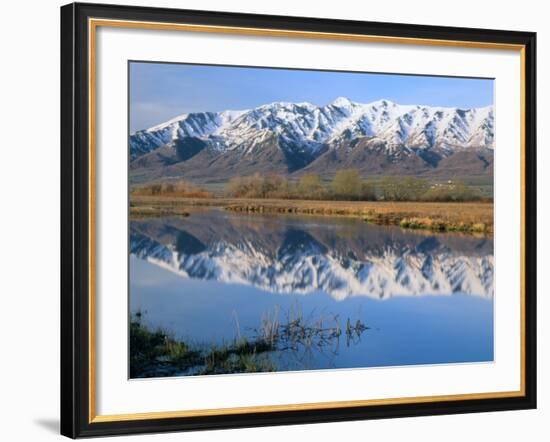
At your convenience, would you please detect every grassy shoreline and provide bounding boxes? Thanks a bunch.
[130,195,493,234]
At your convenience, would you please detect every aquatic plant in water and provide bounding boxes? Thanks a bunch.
[130,306,370,378]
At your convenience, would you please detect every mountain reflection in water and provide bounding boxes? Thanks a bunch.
[130,210,493,300]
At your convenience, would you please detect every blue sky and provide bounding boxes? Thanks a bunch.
[130,62,494,133]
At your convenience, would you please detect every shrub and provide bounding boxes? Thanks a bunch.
[298,174,325,199]
[227,174,297,199]
[360,181,376,201]
[381,176,429,201]
[422,181,480,202]
[131,179,213,198]
[227,170,378,201]
[331,169,363,200]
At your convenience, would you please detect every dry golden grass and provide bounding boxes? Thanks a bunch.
[130,196,493,234]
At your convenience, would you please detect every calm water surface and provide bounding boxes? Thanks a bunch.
[129,209,494,376]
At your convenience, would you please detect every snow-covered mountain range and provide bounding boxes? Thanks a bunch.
[131,97,494,158]
[129,98,494,183]
[130,214,494,301]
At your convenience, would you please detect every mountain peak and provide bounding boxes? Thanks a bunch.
[331,96,355,107]
[371,99,396,108]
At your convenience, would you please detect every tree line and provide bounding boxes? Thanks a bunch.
[132,179,213,199]
[226,170,482,202]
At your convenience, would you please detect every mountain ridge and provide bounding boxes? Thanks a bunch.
[129,97,494,183]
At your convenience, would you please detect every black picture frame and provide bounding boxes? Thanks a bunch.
[61,2,537,438]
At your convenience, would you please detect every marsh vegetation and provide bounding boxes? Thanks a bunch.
[130,306,370,378]
[130,195,493,234]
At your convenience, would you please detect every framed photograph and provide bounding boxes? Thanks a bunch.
[60,2,537,438]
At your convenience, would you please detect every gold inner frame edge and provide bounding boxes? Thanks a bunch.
[88,17,527,424]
